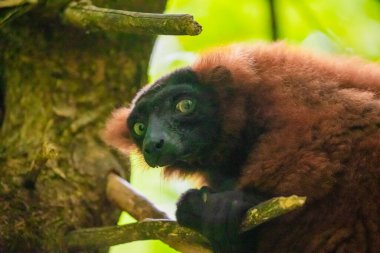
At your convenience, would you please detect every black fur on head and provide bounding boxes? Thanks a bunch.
[127,67,222,170]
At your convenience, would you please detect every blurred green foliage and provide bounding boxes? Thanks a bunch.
[111,0,380,252]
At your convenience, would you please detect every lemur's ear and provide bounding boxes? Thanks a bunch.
[206,65,233,85]
[102,107,135,154]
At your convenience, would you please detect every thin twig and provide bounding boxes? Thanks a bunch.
[268,0,278,41]
[63,0,202,36]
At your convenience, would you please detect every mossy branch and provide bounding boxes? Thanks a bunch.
[0,0,37,27]
[63,0,202,35]
[65,219,212,253]
[65,173,306,252]
[240,195,306,232]
[0,0,37,8]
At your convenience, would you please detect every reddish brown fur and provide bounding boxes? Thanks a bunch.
[103,107,134,154]
[103,43,380,252]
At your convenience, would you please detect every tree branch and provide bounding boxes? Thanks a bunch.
[0,0,37,8]
[0,0,37,27]
[63,0,202,36]
[106,172,170,220]
[65,219,212,253]
[241,195,306,232]
[65,173,306,252]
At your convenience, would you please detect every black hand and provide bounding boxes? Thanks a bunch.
[176,187,263,253]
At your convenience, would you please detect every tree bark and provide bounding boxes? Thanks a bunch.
[0,0,166,252]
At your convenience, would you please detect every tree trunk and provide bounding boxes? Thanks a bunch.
[0,1,166,252]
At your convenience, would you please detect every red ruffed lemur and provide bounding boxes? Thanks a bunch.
[103,43,380,253]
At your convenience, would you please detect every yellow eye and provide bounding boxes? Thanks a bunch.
[176,99,195,113]
[133,122,145,136]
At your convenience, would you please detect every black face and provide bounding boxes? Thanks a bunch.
[127,68,220,168]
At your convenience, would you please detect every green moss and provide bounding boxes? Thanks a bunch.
[0,0,165,250]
